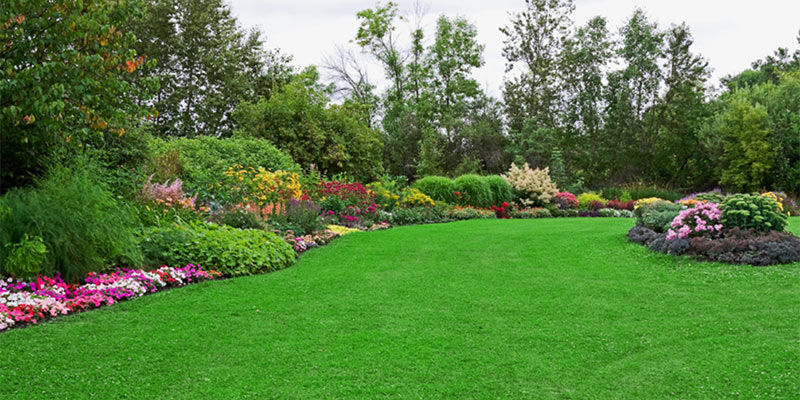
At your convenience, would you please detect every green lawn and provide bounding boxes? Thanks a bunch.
[2,218,799,399]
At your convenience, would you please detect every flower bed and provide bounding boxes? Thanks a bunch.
[628,195,800,265]
[1,265,218,332]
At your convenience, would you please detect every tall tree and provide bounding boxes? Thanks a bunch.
[604,9,664,181]
[500,0,575,142]
[128,0,284,137]
[651,23,711,186]
[559,16,614,179]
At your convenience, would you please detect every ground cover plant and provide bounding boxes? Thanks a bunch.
[0,218,797,398]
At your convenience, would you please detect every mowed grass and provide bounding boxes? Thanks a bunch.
[1,218,799,399]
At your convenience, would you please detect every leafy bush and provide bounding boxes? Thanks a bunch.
[367,180,403,211]
[721,193,788,233]
[445,206,495,220]
[648,236,690,255]
[454,175,493,208]
[270,200,325,235]
[576,192,607,209]
[386,205,449,226]
[627,225,660,245]
[140,222,295,277]
[150,137,299,200]
[0,167,142,281]
[211,208,268,231]
[687,228,800,266]
[633,200,683,233]
[501,163,558,206]
[482,175,515,206]
[414,176,455,203]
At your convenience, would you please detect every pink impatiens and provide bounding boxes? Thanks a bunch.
[666,202,724,240]
[0,265,218,332]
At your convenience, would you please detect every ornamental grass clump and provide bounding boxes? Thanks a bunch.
[501,163,558,206]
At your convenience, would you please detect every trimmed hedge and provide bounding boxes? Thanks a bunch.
[483,175,514,206]
[453,174,493,208]
[414,176,455,203]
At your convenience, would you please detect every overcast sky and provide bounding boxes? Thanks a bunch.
[228,0,800,97]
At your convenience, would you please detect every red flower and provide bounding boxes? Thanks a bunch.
[502,202,509,208]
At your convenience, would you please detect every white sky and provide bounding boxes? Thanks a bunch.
[229,0,800,97]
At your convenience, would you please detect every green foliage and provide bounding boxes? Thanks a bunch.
[386,205,449,226]
[0,0,156,191]
[633,200,682,233]
[2,234,48,279]
[127,0,288,137]
[0,166,143,282]
[576,192,607,209]
[483,175,515,206]
[453,175,493,208]
[721,194,788,233]
[715,96,775,191]
[212,209,268,231]
[140,222,295,277]
[414,176,456,203]
[149,136,298,201]
[233,68,384,182]
[268,200,325,236]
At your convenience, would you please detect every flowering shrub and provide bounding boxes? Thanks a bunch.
[140,175,198,209]
[282,229,339,253]
[606,199,635,211]
[491,202,510,219]
[761,191,789,215]
[399,188,435,207]
[0,265,218,331]
[553,192,578,209]
[367,181,401,211]
[319,180,374,206]
[666,202,723,240]
[634,197,665,210]
[502,163,558,206]
[222,165,304,207]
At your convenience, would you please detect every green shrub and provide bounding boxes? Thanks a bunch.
[150,137,299,201]
[212,209,268,231]
[414,176,455,203]
[268,200,325,235]
[721,193,788,233]
[633,200,682,233]
[2,234,48,278]
[140,222,295,277]
[483,175,514,206]
[0,166,143,281]
[453,174,493,208]
[576,192,607,209]
[386,205,449,226]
